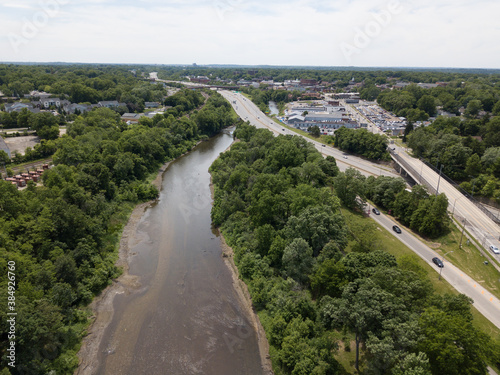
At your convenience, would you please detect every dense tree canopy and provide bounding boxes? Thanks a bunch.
[210,123,494,375]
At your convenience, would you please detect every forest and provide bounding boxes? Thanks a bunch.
[156,65,500,88]
[0,84,235,374]
[210,123,500,375]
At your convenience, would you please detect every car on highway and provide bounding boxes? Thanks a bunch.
[321,144,326,147]
[432,257,444,268]
[282,128,285,131]
[490,245,500,254]
[392,225,402,234]
[372,208,380,215]
[343,156,348,159]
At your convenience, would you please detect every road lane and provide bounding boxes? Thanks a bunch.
[393,146,500,256]
[371,211,500,329]
[220,90,400,178]
[220,89,500,329]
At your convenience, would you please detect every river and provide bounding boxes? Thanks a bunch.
[268,101,279,116]
[93,130,264,375]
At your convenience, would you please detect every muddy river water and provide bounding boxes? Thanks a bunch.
[94,131,264,375]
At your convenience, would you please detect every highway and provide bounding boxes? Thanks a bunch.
[219,89,500,330]
[392,146,500,261]
[220,90,400,178]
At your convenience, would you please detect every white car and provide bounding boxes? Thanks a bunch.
[490,245,500,254]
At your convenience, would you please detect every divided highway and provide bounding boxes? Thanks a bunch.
[220,90,399,178]
[219,89,500,329]
[393,146,500,256]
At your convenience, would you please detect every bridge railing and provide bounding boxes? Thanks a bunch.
[390,150,500,224]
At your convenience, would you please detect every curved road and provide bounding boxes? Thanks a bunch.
[371,210,500,329]
[219,89,500,330]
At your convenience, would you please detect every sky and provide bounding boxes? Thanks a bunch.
[0,0,498,69]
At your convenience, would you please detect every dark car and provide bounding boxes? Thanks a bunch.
[432,257,444,268]
[392,225,401,234]
[372,208,380,215]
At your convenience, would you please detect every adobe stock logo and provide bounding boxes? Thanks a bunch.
[213,0,243,21]
[340,0,403,63]
[8,0,69,54]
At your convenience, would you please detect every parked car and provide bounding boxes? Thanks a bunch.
[432,257,444,268]
[392,225,401,234]
[372,208,380,215]
[490,245,500,254]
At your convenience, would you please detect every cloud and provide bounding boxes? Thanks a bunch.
[0,0,498,68]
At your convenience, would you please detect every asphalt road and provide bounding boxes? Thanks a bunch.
[393,146,500,261]
[370,210,500,329]
[220,90,399,178]
[219,89,500,330]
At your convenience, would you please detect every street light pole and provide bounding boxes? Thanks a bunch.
[439,250,454,280]
[436,164,443,196]
[459,218,467,248]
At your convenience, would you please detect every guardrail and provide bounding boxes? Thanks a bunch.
[389,150,500,224]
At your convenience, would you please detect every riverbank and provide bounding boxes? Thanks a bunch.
[209,140,273,374]
[75,155,178,374]
[219,234,274,375]
[76,132,269,375]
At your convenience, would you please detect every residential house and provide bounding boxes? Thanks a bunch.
[121,113,145,124]
[98,101,126,109]
[145,102,160,109]
[4,102,39,114]
[36,98,70,108]
[63,103,91,114]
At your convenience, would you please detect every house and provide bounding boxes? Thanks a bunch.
[417,83,439,89]
[35,98,70,108]
[24,90,51,99]
[63,103,91,114]
[145,102,160,109]
[4,102,39,113]
[98,101,126,109]
[300,79,317,86]
[121,113,145,124]
[394,82,411,89]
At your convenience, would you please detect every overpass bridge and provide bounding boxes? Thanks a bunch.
[390,147,500,262]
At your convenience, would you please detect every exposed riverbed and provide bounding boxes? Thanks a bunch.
[76,130,267,375]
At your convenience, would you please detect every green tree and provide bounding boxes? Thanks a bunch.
[282,238,314,284]
[308,125,320,137]
[418,307,490,375]
[417,95,437,117]
[464,99,483,118]
[333,168,366,210]
[465,153,482,177]
[321,278,405,371]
